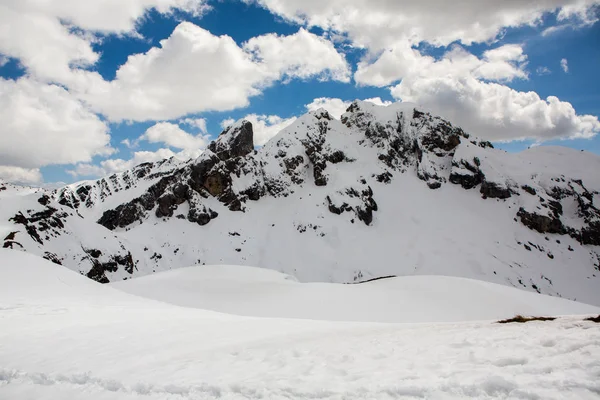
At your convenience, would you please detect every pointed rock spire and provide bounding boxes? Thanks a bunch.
[208,120,254,160]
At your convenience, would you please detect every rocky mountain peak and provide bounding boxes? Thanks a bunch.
[309,108,333,121]
[2,102,599,305]
[207,119,254,161]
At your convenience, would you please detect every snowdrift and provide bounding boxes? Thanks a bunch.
[2,251,600,399]
[111,264,600,323]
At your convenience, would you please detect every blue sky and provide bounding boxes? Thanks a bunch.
[0,0,599,184]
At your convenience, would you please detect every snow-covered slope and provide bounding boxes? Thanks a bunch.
[1,100,599,305]
[2,250,600,399]
[111,264,600,323]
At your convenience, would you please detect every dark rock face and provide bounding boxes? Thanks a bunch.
[188,154,219,193]
[375,171,393,184]
[56,162,162,210]
[419,127,461,153]
[480,180,512,199]
[283,155,306,184]
[301,121,330,187]
[98,122,260,231]
[449,168,482,190]
[326,196,351,215]
[347,101,472,193]
[9,206,68,245]
[43,252,62,265]
[188,204,218,226]
[326,150,347,164]
[204,171,231,196]
[86,251,136,284]
[156,192,185,218]
[208,120,254,160]
[427,181,442,190]
[4,231,17,241]
[326,185,378,226]
[3,231,22,249]
[537,180,600,245]
[86,248,103,258]
[3,240,22,249]
[517,208,566,235]
[445,141,599,245]
[38,194,51,206]
[581,221,600,246]
[412,114,471,189]
[547,200,563,218]
[98,174,182,229]
[98,202,145,230]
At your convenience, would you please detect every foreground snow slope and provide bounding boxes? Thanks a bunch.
[111,264,600,322]
[2,251,600,399]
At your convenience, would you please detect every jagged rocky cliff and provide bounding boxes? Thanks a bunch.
[1,101,599,304]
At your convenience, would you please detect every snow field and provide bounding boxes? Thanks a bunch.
[1,250,600,399]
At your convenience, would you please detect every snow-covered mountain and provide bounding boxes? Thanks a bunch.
[2,100,599,304]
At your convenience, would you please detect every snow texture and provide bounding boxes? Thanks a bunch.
[2,250,600,400]
[112,264,600,323]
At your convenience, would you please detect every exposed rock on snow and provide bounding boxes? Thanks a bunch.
[207,120,254,160]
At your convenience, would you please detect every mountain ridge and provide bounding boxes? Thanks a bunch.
[1,100,599,304]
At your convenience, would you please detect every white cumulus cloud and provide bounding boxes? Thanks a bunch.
[0,0,209,85]
[139,122,209,151]
[180,118,208,133]
[392,74,600,141]
[355,44,528,88]
[79,23,350,122]
[249,0,599,50]
[252,0,600,142]
[0,166,43,184]
[244,28,350,83]
[536,66,552,75]
[0,78,113,169]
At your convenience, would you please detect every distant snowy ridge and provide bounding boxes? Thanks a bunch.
[1,100,599,305]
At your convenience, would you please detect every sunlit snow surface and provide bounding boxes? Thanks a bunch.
[1,250,600,399]
[112,264,599,323]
